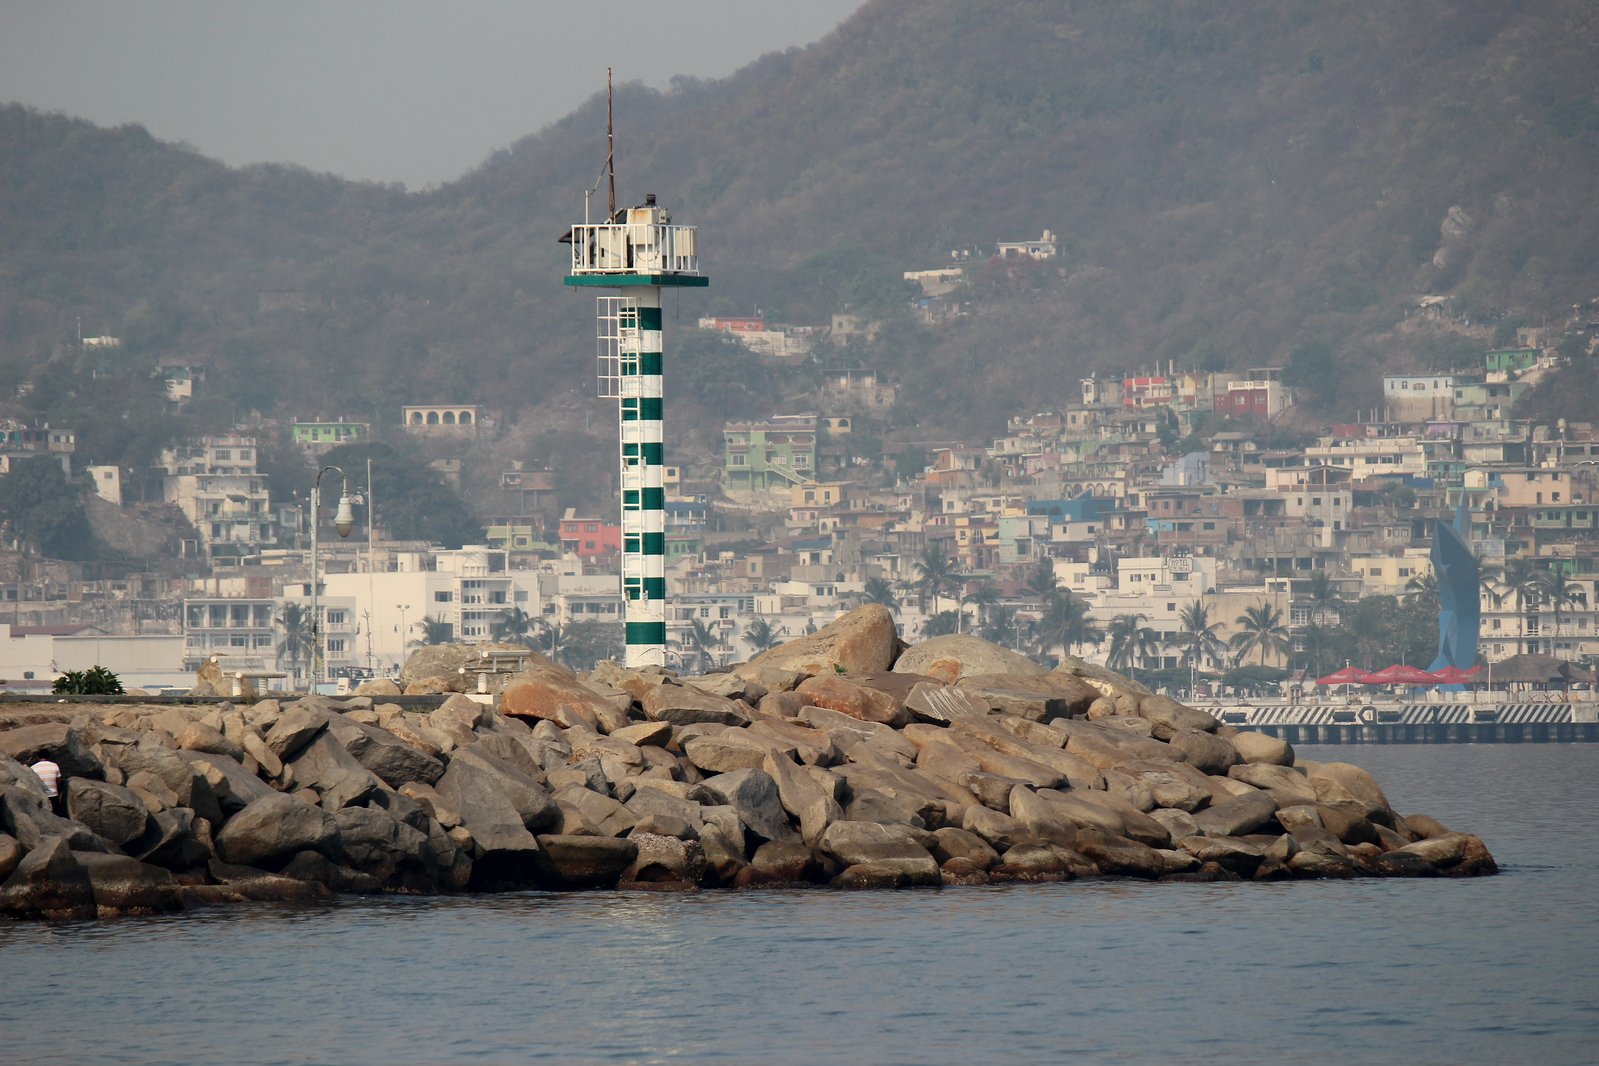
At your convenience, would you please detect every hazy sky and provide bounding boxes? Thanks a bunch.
[0,0,861,189]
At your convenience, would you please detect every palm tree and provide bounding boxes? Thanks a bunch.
[920,611,962,638]
[1035,590,1102,662]
[742,617,782,655]
[861,576,898,610]
[1175,600,1226,672]
[1021,556,1060,599]
[1536,566,1585,656]
[1503,558,1543,654]
[680,618,719,672]
[980,604,1019,646]
[1228,602,1292,668]
[1303,570,1343,626]
[963,579,1000,634]
[537,622,570,666]
[411,615,454,647]
[913,545,963,613]
[1405,569,1440,613]
[491,606,539,647]
[1106,612,1160,677]
[277,602,312,683]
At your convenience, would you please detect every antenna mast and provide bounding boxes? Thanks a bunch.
[606,67,616,219]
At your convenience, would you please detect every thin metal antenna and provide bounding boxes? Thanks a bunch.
[606,67,617,219]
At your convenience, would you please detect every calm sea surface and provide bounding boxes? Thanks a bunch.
[2,744,1597,1065]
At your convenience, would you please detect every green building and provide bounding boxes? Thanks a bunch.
[722,414,817,494]
[1484,348,1538,375]
[292,420,369,450]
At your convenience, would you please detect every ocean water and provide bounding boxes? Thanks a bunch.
[2,744,1597,1065]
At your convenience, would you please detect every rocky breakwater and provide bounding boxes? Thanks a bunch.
[0,606,1494,920]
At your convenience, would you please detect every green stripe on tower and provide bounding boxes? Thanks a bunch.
[643,577,667,599]
[642,442,664,464]
[643,532,665,554]
[639,397,663,420]
[642,487,666,509]
[638,306,663,330]
[626,621,667,644]
[639,351,662,375]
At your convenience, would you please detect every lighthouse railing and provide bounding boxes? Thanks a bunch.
[569,223,700,276]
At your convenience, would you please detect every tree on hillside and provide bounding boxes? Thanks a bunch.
[1036,590,1101,662]
[0,458,95,560]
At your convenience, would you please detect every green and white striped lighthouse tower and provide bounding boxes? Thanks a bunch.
[564,193,707,668]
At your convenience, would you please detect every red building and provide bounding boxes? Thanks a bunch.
[558,510,623,558]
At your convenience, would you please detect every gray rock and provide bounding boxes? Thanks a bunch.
[328,718,446,788]
[1165,729,1240,776]
[929,827,1000,869]
[1396,832,1497,876]
[1228,763,1317,804]
[893,635,1048,680]
[177,750,277,814]
[763,753,841,849]
[1134,694,1220,739]
[0,754,50,807]
[1073,827,1167,879]
[737,839,822,888]
[1229,730,1295,766]
[285,733,383,811]
[700,768,796,844]
[960,804,1028,852]
[132,808,212,871]
[1,786,115,854]
[217,793,342,870]
[641,683,751,727]
[75,852,181,915]
[683,732,792,774]
[903,681,994,725]
[104,735,223,827]
[445,745,560,832]
[621,832,707,885]
[817,820,934,867]
[64,778,149,847]
[831,855,942,889]
[0,833,20,881]
[433,759,550,889]
[696,805,750,884]
[334,806,437,891]
[263,703,337,761]
[0,837,96,920]
[1191,790,1279,837]
[0,722,104,778]
[553,785,637,837]
[536,834,638,888]
[1008,786,1080,847]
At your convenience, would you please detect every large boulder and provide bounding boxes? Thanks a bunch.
[500,669,618,730]
[699,768,796,844]
[743,604,900,677]
[794,674,906,726]
[536,834,638,889]
[401,642,563,691]
[75,852,182,916]
[217,793,342,870]
[0,837,96,920]
[893,635,1047,683]
[0,722,104,779]
[65,778,149,847]
[641,683,751,727]
[327,718,445,788]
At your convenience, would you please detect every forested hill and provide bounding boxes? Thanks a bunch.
[3,0,1598,460]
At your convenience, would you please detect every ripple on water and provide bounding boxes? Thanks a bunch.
[2,746,1598,1064]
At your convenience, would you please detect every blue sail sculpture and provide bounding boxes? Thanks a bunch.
[1427,496,1480,674]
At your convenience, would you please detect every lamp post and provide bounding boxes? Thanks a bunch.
[396,603,410,672]
[310,465,358,691]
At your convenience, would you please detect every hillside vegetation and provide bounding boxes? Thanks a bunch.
[2,0,1597,458]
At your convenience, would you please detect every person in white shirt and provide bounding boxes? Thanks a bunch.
[30,759,62,815]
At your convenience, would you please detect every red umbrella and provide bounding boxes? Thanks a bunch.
[1314,666,1374,686]
[1364,664,1442,685]
[1430,664,1483,684]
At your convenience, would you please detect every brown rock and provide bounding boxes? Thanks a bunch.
[640,682,751,727]
[744,604,900,677]
[795,674,905,726]
[893,635,1046,682]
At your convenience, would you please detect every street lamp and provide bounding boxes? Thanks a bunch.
[310,464,358,690]
[396,603,411,672]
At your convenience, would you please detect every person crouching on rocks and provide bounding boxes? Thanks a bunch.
[31,758,62,815]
